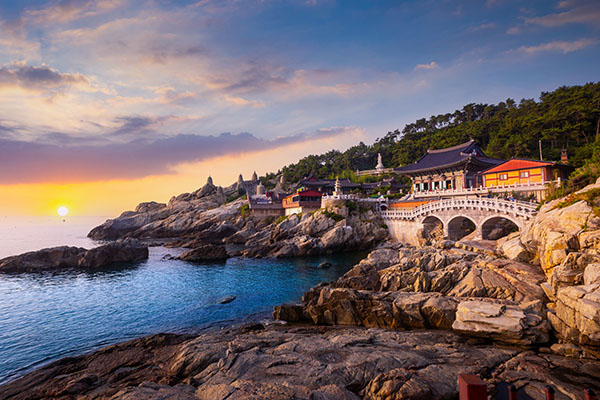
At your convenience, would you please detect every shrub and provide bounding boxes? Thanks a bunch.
[556,187,600,217]
[238,203,250,218]
[322,210,345,222]
[275,215,288,224]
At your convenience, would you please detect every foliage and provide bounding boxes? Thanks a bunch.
[556,188,600,217]
[345,201,357,212]
[226,193,242,203]
[273,82,600,183]
[322,210,345,222]
[275,215,288,224]
[238,203,250,218]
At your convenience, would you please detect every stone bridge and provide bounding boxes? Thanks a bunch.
[379,197,538,241]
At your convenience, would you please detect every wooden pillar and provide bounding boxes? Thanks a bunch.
[458,374,486,400]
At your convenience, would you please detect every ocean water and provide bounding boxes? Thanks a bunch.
[0,217,363,384]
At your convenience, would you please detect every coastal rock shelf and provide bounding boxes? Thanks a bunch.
[1,325,599,400]
[0,239,149,273]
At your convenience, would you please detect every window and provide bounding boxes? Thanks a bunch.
[520,171,529,179]
[499,173,508,181]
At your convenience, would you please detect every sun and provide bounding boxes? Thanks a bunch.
[57,206,69,217]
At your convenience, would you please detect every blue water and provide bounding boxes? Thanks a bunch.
[0,217,364,385]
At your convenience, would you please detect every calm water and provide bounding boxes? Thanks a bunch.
[0,217,363,384]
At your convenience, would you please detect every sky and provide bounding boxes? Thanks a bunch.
[0,0,598,216]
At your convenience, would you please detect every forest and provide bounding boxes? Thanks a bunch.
[266,82,600,191]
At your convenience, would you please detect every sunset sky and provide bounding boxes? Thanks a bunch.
[1,0,599,216]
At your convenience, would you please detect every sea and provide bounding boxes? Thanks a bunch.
[0,216,363,384]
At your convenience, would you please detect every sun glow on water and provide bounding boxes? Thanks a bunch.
[57,206,69,217]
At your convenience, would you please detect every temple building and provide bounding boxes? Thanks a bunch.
[394,140,504,198]
[480,158,572,201]
[282,190,323,216]
[298,175,360,194]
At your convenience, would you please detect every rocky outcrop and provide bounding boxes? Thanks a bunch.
[88,180,237,240]
[284,286,548,346]
[89,179,388,258]
[2,325,598,400]
[548,284,600,347]
[178,245,228,262]
[0,239,149,273]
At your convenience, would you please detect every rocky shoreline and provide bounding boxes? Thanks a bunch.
[1,178,600,398]
[0,239,149,273]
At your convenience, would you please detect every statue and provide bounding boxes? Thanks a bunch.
[206,176,213,186]
[251,171,258,181]
[376,153,384,171]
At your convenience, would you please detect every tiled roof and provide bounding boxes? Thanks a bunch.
[481,158,566,174]
[394,140,504,174]
[300,177,360,188]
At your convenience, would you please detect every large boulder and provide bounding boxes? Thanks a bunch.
[548,284,600,347]
[293,286,548,346]
[521,184,600,276]
[0,240,149,273]
[452,300,549,345]
[178,245,228,262]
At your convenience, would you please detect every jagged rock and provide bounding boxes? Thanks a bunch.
[521,199,597,276]
[178,245,228,262]
[498,233,530,262]
[294,286,548,345]
[452,300,549,345]
[0,240,148,273]
[548,284,600,347]
[584,263,600,286]
[135,201,166,213]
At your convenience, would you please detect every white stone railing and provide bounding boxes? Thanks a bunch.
[379,197,538,221]
[322,194,359,200]
[412,180,559,199]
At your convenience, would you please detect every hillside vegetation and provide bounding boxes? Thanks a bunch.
[268,82,600,190]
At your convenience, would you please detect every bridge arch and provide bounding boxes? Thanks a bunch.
[481,215,521,240]
[447,215,477,241]
[421,215,444,240]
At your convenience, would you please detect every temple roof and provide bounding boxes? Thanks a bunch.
[299,176,361,188]
[481,158,573,174]
[394,140,504,175]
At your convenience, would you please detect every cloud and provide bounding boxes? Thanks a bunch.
[506,25,521,35]
[414,62,439,71]
[523,1,600,27]
[511,38,598,55]
[0,126,357,184]
[0,63,95,93]
[468,23,496,32]
[25,0,126,25]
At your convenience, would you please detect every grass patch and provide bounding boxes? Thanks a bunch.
[275,215,288,225]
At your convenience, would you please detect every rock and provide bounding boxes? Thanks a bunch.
[135,201,166,213]
[521,199,594,276]
[317,261,332,269]
[3,326,598,400]
[549,284,600,347]
[218,295,237,304]
[178,245,228,262]
[0,239,149,273]
[76,239,149,268]
[584,263,600,286]
[273,304,307,322]
[294,286,548,345]
[498,234,530,262]
[452,300,549,345]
